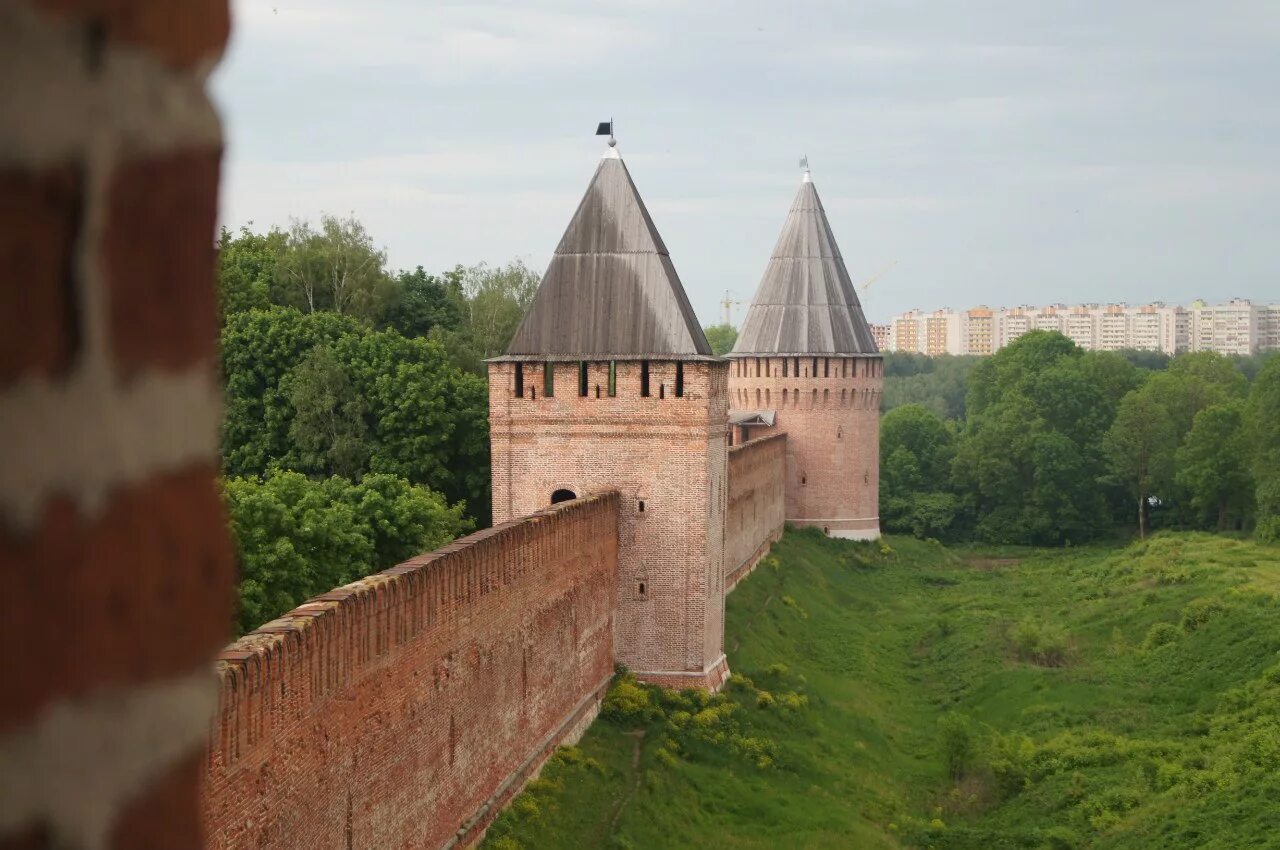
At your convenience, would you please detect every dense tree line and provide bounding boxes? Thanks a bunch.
[881,332,1280,545]
[217,218,538,631]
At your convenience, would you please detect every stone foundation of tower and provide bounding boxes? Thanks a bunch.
[728,354,883,540]
[489,358,730,688]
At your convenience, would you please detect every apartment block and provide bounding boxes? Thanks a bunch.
[881,299,1277,357]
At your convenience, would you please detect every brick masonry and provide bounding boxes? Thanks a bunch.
[0,0,230,846]
[726,433,787,588]
[728,355,883,540]
[489,358,730,691]
[201,494,619,850]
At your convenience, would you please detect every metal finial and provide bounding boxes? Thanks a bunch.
[800,154,811,182]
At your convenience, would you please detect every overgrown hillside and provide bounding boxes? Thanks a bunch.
[483,530,1280,849]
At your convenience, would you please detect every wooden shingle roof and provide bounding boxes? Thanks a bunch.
[730,176,878,357]
[503,152,714,360]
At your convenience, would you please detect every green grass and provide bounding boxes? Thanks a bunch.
[481,530,1280,850]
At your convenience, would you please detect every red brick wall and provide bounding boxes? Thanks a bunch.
[489,359,729,691]
[728,355,883,539]
[725,433,786,589]
[201,493,618,850]
[1,1,231,846]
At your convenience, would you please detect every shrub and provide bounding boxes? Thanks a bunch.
[1142,622,1181,650]
[602,675,657,724]
[1010,617,1070,667]
[1181,597,1226,632]
[940,714,978,779]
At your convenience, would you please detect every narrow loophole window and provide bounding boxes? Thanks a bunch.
[794,357,800,377]
[578,362,588,396]
[543,362,554,397]
[638,500,645,513]
[659,384,665,399]
[801,473,807,485]
[824,358,830,378]
[640,360,650,397]
[514,363,524,398]
[783,358,789,377]
[609,361,617,397]
[676,362,684,397]
[636,581,647,600]
[812,357,819,377]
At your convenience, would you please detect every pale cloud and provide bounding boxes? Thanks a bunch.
[214,0,1280,323]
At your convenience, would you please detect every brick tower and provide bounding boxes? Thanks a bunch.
[727,163,883,540]
[489,140,730,690]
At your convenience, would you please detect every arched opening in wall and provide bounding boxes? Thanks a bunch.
[551,488,577,504]
[801,473,807,485]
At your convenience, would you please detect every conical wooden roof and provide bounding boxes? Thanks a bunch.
[730,176,878,356]
[504,152,713,359]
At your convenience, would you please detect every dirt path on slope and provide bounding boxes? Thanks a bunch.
[596,729,646,841]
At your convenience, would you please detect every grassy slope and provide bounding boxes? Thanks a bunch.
[482,530,1280,850]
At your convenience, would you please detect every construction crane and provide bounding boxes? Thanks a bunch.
[859,260,898,293]
[721,290,748,327]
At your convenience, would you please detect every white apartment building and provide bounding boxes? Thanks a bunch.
[882,299,1278,357]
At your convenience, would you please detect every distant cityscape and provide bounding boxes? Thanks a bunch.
[873,298,1280,357]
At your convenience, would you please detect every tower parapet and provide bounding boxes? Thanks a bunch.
[728,166,883,540]
[489,143,730,690]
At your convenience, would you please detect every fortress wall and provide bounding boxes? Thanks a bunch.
[726,433,787,589]
[201,493,619,850]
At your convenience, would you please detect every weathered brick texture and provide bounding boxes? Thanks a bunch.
[0,0,230,846]
[728,355,883,539]
[726,433,786,588]
[201,494,619,850]
[489,359,730,691]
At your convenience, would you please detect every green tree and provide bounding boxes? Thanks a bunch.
[224,471,470,633]
[880,405,958,538]
[952,333,1111,544]
[1247,355,1280,540]
[220,307,363,477]
[882,355,979,420]
[1176,401,1252,530]
[381,265,466,339]
[1104,388,1176,539]
[216,225,285,321]
[283,346,369,479]
[219,307,491,525]
[274,214,394,319]
[704,324,738,357]
[460,260,541,361]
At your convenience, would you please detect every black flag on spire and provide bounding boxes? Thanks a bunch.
[595,121,612,136]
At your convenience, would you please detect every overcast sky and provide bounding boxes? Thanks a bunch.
[212,0,1279,325]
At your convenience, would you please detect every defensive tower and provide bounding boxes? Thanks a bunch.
[727,162,883,539]
[489,141,731,690]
